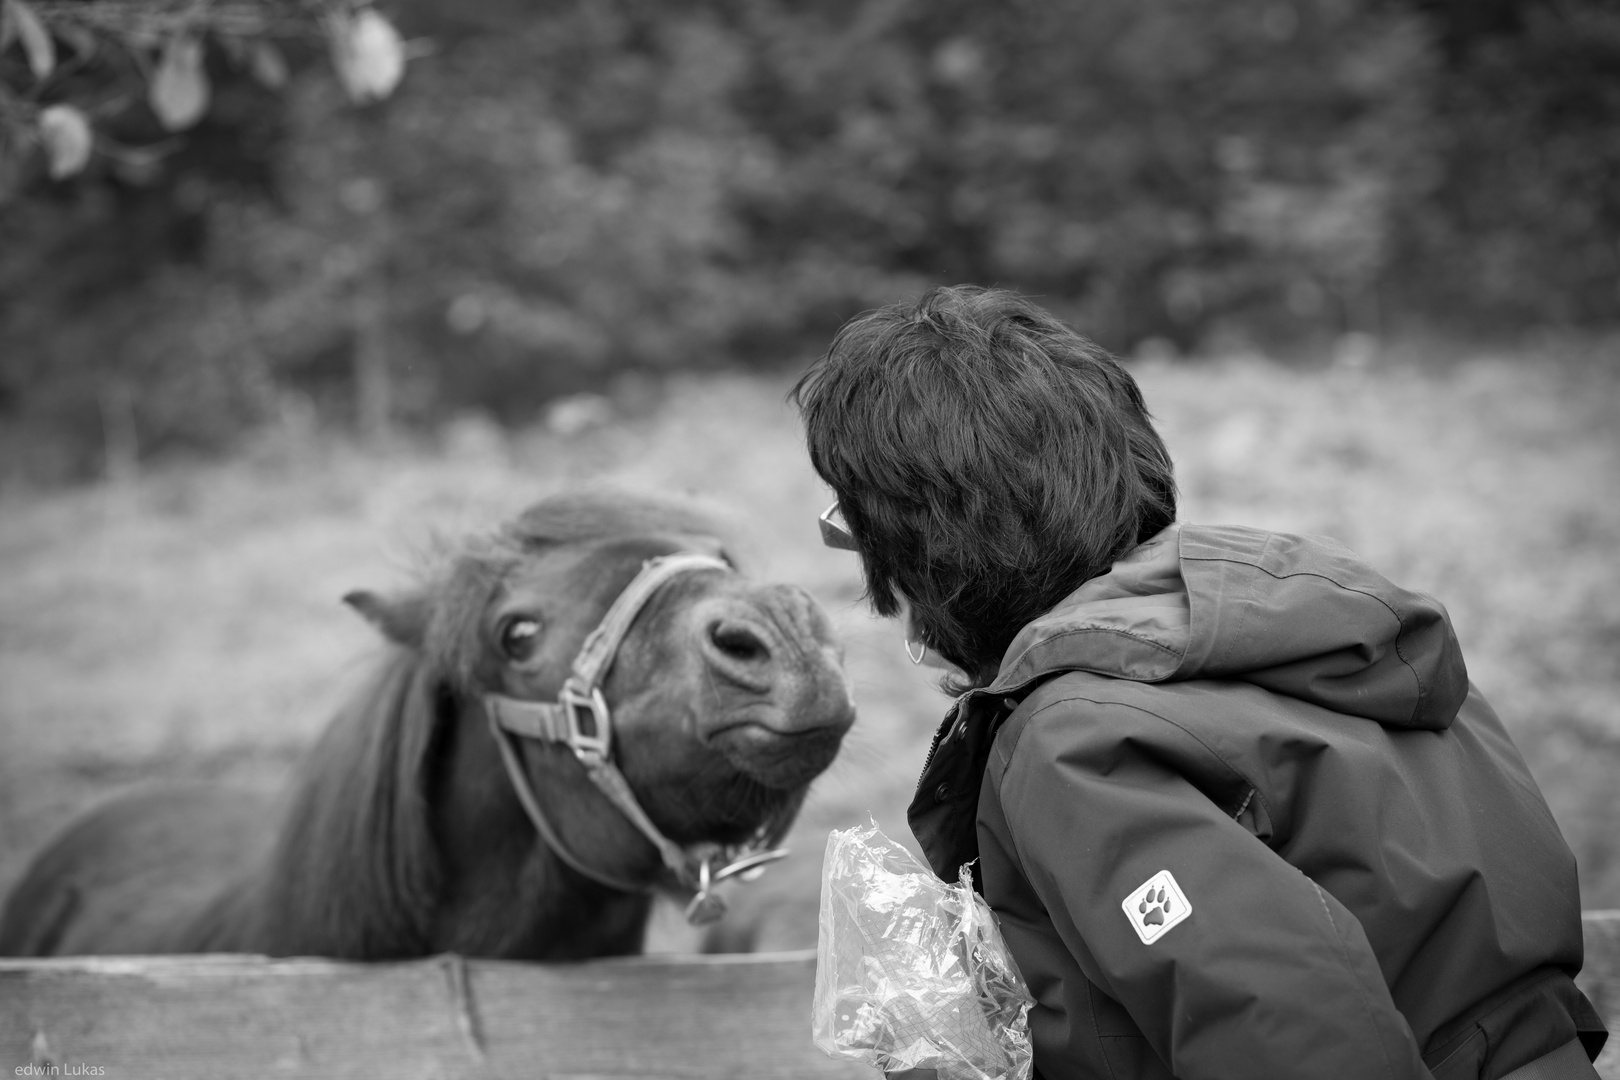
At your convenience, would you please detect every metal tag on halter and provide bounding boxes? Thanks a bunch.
[684,858,728,926]
[684,891,728,926]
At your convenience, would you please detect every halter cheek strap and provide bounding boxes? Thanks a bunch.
[483,552,790,924]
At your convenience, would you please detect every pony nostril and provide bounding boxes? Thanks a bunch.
[707,620,772,664]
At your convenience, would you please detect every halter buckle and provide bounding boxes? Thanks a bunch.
[558,679,611,766]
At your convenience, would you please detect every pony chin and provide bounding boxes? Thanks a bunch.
[709,722,849,792]
[651,766,808,848]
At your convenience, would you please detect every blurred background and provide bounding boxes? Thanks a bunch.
[1,0,1617,950]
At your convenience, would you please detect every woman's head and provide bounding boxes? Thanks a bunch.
[791,285,1176,685]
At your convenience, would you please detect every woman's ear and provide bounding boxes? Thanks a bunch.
[912,631,959,673]
[343,589,429,648]
[898,596,957,673]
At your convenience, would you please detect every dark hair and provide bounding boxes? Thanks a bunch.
[790,285,1177,686]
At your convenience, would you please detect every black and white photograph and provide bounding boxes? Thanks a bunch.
[2,1,1617,1077]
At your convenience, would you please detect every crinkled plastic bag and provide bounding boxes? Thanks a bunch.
[813,821,1034,1080]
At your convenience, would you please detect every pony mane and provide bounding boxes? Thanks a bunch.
[260,646,444,958]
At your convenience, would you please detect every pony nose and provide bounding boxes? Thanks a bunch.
[702,617,776,692]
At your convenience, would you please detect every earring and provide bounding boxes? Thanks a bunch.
[905,637,927,665]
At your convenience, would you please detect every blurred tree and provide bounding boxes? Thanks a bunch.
[1,0,1613,485]
[0,0,405,190]
[725,0,1434,347]
[1391,0,1620,328]
[0,0,406,479]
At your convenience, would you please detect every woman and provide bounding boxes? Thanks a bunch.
[792,285,1606,1079]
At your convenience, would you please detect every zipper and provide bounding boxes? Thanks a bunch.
[911,685,989,797]
[913,697,965,797]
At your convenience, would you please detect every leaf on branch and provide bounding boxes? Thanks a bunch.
[38,103,92,178]
[249,40,288,90]
[149,33,210,131]
[6,0,55,82]
[330,8,405,104]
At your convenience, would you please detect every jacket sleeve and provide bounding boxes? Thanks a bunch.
[991,693,1433,1080]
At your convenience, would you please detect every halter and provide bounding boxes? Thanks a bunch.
[483,551,790,926]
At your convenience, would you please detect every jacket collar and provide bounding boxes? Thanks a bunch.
[909,521,1469,880]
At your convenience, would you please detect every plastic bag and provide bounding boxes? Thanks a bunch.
[812,820,1034,1080]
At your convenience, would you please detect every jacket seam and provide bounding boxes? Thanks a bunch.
[1425,968,1569,1073]
[1005,688,1275,830]
[1087,981,1122,1080]
[1232,786,1255,822]
[1000,625,1184,687]
[1180,555,1429,726]
[1310,880,1400,1080]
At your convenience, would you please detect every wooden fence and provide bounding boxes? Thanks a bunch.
[3,913,1618,1079]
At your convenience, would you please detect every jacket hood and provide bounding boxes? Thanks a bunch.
[977,524,1470,731]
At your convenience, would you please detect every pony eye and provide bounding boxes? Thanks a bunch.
[498,616,542,662]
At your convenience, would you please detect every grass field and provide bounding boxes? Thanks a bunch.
[2,345,1617,956]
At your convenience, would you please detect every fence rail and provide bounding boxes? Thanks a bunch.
[3,913,1618,1080]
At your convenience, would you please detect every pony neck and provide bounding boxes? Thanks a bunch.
[253,647,652,960]
[424,693,656,959]
[254,648,442,958]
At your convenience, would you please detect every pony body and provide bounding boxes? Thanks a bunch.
[0,493,855,960]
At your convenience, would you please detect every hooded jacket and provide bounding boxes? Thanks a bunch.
[908,524,1607,1080]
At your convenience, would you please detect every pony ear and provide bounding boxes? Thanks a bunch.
[344,590,429,648]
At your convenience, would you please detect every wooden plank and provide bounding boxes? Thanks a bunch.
[0,950,873,1080]
[1,915,1616,1079]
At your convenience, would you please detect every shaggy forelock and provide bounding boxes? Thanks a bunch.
[412,491,736,690]
[506,490,732,549]
[790,285,1176,684]
[424,545,516,691]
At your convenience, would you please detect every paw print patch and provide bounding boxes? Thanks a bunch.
[1121,869,1192,945]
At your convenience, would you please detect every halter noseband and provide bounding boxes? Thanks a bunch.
[483,551,790,926]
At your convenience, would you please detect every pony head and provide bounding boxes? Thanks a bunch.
[338,491,856,931]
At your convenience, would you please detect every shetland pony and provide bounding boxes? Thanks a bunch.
[0,492,855,959]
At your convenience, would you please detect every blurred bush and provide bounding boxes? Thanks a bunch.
[1393,0,1620,327]
[1,0,1616,482]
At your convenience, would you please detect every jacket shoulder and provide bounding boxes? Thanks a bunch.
[989,671,1263,827]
